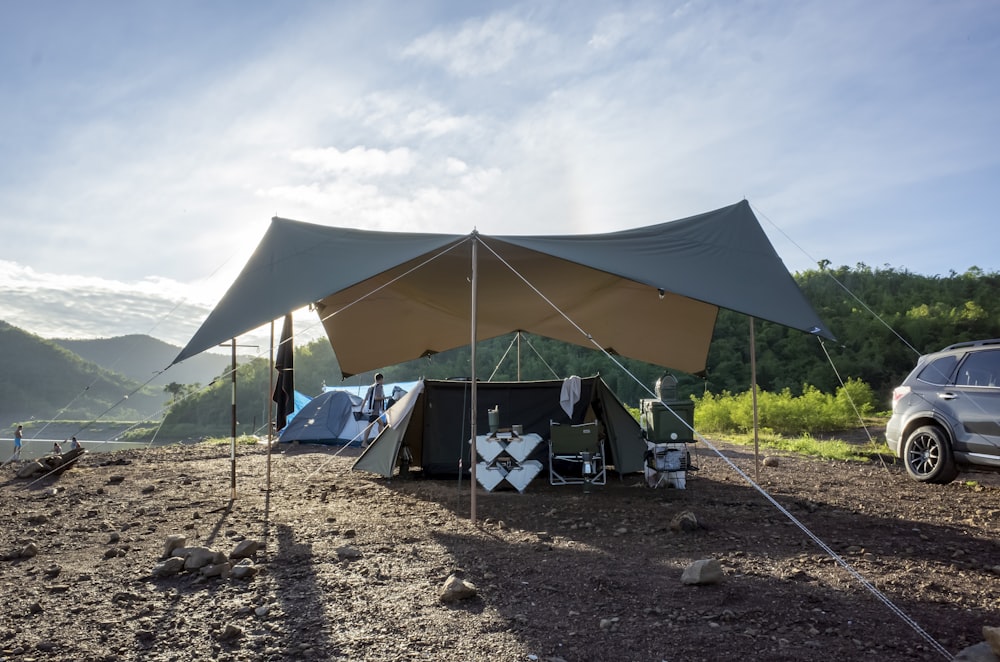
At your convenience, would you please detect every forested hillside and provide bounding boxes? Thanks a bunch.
[705,264,1000,401]
[53,335,231,388]
[0,322,166,430]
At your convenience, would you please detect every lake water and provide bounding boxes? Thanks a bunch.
[0,437,176,463]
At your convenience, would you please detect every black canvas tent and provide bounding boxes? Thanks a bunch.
[354,375,647,478]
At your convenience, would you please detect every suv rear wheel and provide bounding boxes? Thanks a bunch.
[903,425,959,484]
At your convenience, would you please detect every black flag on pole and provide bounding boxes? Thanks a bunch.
[273,313,295,431]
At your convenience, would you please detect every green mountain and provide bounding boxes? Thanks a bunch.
[0,321,167,431]
[52,334,231,388]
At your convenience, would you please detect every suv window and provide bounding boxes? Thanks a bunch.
[916,355,959,386]
[957,349,1000,387]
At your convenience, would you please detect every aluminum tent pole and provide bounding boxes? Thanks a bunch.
[231,338,237,500]
[750,316,760,483]
[469,233,479,523]
[267,320,274,492]
[469,230,479,522]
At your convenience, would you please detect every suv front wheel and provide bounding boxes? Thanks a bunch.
[903,425,959,484]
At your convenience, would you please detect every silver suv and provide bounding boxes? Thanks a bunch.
[886,339,1000,483]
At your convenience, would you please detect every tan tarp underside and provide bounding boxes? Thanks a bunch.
[317,238,717,377]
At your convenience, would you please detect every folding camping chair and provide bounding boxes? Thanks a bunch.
[548,421,606,487]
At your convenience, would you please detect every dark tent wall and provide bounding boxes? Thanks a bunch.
[398,376,645,478]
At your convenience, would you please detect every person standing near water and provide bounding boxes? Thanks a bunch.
[4,425,23,465]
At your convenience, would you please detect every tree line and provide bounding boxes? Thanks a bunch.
[154,264,1000,439]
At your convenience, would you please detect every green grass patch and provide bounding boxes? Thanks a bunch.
[704,431,889,463]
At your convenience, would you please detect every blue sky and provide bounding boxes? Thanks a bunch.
[1,1,998,353]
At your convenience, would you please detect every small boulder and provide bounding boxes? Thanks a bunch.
[179,546,222,571]
[954,641,1000,662]
[985,625,1000,656]
[151,557,185,578]
[201,562,231,579]
[681,558,724,586]
[335,546,363,562]
[217,624,243,641]
[230,539,260,560]
[231,559,258,580]
[670,511,699,532]
[162,534,187,559]
[439,574,478,603]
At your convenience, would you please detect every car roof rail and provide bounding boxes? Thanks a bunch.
[941,338,1000,351]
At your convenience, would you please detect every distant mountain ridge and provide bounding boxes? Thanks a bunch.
[52,334,232,388]
[0,321,165,430]
[0,322,250,432]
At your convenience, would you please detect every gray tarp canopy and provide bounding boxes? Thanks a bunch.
[173,200,831,375]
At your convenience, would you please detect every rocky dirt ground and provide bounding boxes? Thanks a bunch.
[1,438,999,662]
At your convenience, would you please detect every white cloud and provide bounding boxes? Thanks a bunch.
[289,146,416,178]
[588,12,632,50]
[402,13,547,76]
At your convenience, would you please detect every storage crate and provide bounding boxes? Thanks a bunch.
[641,399,694,443]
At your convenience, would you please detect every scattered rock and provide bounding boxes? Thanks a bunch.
[335,546,363,562]
[231,559,258,580]
[200,562,231,578]
[162,534,187,559]
[670,510,699,532]
[439,574,477,603]
[954,641,1000,662]
[108,475,125,485]
[985,625,1000,656]
[599,617,621,631]
[178,546,226,571]
[230,539,260,560]
[681,559,724,585]
[152,557,186,578]
[218,623,243,641]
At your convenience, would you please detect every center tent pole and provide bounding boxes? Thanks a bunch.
[469,233,479,523]
[267,320,274,492]
[230,338,237,500]
[750,316,760,483]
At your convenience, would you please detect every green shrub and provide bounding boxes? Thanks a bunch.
[693,378,878,436]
